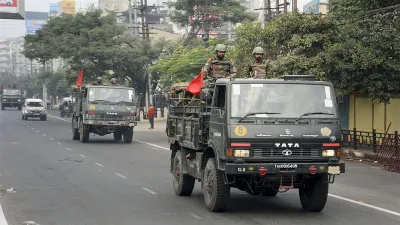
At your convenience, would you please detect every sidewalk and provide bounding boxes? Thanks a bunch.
[342,147,377,161]
[135,119,166,132]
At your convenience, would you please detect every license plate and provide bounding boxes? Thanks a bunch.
[275,164,298,169]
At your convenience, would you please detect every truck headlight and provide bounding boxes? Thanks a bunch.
[234,150,250,157]
[322,150,335,157]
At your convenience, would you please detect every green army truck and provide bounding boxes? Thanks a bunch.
[166,75,345,212]
[71,84,139,143]
[1,89,23,110]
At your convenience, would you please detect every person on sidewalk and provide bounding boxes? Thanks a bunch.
[147,105,155,129]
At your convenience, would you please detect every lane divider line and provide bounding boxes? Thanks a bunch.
[133,139,169,151]
[115,173,127,179]
[142,188,157,195]
[95,163,104,167]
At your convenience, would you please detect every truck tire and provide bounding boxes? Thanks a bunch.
[299,174,329,212]
[114,132,122,141]
[172,150,195,196]
[260,187,278,196]
[1,105,4,110]
[79,119,90,143]
[40,116,47,121]
[71,117,79,140]
[123,130,133,143]
[203,157,230,212]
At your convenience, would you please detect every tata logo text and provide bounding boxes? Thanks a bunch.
[275,143,299,148]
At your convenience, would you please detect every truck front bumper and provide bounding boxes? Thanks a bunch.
[85,120,137,127]
[224,162,345,175]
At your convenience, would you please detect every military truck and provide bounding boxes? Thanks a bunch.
[166,75,345,212]
[71,84,138,143]
[1,88,23,110]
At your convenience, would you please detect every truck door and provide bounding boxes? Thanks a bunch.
[209,84,226,155]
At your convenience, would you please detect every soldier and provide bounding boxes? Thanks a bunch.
[204,44,236,87]
[110,78,117,86]
[248,47,268,79]
[93,77,103,85]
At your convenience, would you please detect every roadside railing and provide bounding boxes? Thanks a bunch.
[341,128,388,153]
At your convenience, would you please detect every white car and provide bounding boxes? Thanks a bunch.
[0,0,13,6]
[22,98,47,121]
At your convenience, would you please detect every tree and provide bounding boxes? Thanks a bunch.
[22,10,167,94]
[167,0,254,38]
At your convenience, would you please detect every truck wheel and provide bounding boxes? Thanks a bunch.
[79,119,90,143]
[203,157,230,212]
[260,187,278,196]
[41,116,47,121]
[123,130,133,143]
[1,105,4,110]
[299,174,329,212]
[72,117,79,140]
[114,132,122,141]
[172,150,195,196]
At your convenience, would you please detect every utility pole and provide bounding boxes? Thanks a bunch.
[128,0,133,34]
[292,0,297,14]
[284,0,288,13]
[134,0,138,35]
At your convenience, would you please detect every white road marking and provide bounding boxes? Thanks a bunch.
[189,213,202,220]
[49,138,54,141]
[57,142,62,145]
[142,188,157,195]
[115,173,127,179]
[133,139,169,150]
[31,128,34,130]
[95,163,104,167]
[36,130,40,132]
[79,154,86,158]
[42,134,47,137]
[48,115,70,122]
[328,194,400,217]
[22,123,25,125]
[0,201,9,225]
[66,148,72,151]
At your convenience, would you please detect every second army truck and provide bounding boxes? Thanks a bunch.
[71,84,138,143]
[166,75,345,212]
[1,88,23,110]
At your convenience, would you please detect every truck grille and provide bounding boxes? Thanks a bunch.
[253,148,320,158]
[98,114,124,121]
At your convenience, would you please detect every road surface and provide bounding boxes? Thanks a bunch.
[1,109,399,225]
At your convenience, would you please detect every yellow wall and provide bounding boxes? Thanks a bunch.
[349,95,400,133]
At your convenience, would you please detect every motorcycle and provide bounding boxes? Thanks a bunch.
[60,106,70,117]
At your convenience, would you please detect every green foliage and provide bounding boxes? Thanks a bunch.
[167,0,254,36]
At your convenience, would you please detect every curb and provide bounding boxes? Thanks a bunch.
[343,148,377,161]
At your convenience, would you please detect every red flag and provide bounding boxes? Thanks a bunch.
[185,71,204,96]
[75,69,83,87]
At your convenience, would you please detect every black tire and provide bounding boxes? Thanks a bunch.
[1,105,4,110]
[41,116,47,121]
[72,117,79,140]
[123,129,133,143]
[114,132,122,141]
[299,174,329,212]
[6,2,11,6]
[172,150,195,196]
[203,157,230,212]
[79,119,89,143]
[260,187,278,196]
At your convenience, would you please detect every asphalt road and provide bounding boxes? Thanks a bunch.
[1,109,400,225]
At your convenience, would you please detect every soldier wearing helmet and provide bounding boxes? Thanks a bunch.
[204,44,236,86]
[93,77,103,85]
[110,78,117,86]
[248,47,268,79]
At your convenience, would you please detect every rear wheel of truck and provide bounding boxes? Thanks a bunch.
[72,117,79,140]
[123,130,133,143]
[299,174,329,212]
[114,132,122,141]
[172,150,195,196]
[203,157,230,212]
[79,119,90,143]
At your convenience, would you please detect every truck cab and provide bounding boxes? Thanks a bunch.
[167,75,345,213]
[1,89,23,110]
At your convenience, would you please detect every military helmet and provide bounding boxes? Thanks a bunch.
[214,44,227,52]
[110,78,117,83]
[96,76,102,81]
[252,47,265,55]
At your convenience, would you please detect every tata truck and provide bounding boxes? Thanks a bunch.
[71,84,139,143]
[1,88,23,110]
[166,75,345,212]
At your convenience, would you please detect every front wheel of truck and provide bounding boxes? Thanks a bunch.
[203,158,230,212]
[299,174,329,212]
[123,129,133,143]
[79,119,90,143]
[172,150,195,196]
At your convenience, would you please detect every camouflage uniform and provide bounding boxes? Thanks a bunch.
[93,77,103,85]
[248,47,268,79]
[204,44,236,87]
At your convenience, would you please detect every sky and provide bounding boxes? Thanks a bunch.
[0,0,309,38]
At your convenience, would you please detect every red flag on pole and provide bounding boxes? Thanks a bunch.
[75,68,83,87]
[185,70,204,96]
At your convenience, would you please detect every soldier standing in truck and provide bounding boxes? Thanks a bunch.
[248,46,269,79]
[204,44,236,87]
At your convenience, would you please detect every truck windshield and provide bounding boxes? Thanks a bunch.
[88,88,134,104]
[3,90,21,95]
[231,83,337,119]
